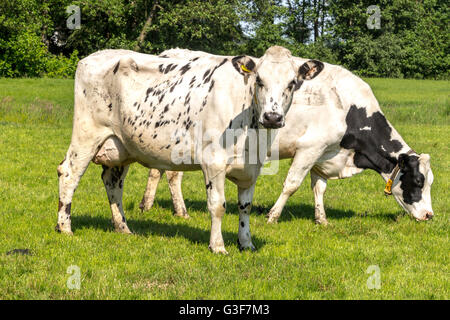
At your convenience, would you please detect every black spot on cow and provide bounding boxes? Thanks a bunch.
[204,59,228,84]
[206,181,212,190]
[203,69,211,80]
[180,63,191,75]
[158,92,166,103]
[398,153,425,204]
[340,105,402,174]
[113,62,120,74]
[208,80,215,92]
[184,93,191,106]
[108,103,112,111]
[239,202,250,210]
[189,76,196,88]
[65,203,71,216]
[190,57,200,62]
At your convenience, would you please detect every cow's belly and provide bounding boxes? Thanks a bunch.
[94,134,202,171]
[312,146,363,179]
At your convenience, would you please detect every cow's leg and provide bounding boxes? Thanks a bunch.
[166,171,188,218]
[139,168,162,212]
[203,167,227,254]
[310,171,328,225]
[56,134,109,234]
[267,150,318,223]
[101,165,132,234]
[237,184,256,251]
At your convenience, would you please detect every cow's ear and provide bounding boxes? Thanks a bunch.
[232,55,256,76]
[298,59,324,81]
[398,153,409,171]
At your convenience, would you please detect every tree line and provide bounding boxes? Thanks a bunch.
[0,0,448,79]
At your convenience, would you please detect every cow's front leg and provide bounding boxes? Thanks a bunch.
[267,150,318,223]
[203,167,227,254]
[311,171,328,225]
[166,171,188,218]
[139,168,162,212]
[237,184,256,251]
[102,165,132,234]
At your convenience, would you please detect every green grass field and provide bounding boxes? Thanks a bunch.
[0,77,448,299]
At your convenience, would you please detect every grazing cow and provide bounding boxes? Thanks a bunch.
[56,47,324,254]
[140,49,434,224]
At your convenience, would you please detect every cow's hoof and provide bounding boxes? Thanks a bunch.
[237,239,257,252]
[209,245,228,255]
[173,209,190,219]
[115,224,133,234]
[55,224,73,235]
[315,218,329,226]
[266,215,279,224]
[139,201,153,212]
[266,209,280,224]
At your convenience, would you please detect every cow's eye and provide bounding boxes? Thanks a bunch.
[256,76,264,87]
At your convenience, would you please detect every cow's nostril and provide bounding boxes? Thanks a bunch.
[425,212,433,220]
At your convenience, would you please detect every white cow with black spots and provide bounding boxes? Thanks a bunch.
[140,49,434,224]
[56,46,324,254]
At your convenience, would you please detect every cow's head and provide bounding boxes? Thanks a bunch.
[232,46,324,129]
[391,153,434,221]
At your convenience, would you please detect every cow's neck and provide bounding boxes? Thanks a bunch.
[378,124,414,183]
[342,105,414,182]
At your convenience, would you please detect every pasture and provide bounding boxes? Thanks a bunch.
[0,77,448,299]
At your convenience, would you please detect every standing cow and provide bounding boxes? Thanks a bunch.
[56,47,324,254]
[139,49,434,223]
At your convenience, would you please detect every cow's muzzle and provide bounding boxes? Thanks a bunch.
[261,112,284,129]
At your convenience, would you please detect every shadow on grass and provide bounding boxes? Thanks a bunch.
[146,198,400,223]
[72,214,267,250]
[148,198,356,222]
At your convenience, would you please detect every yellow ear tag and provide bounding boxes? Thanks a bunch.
[384,179,393,195]
[241,64,251,73]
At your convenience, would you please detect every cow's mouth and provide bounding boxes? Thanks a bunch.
[261,121,285,129]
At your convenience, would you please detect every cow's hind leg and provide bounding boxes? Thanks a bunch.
[310,171,328,225]
[101,165,132,234]
[56,134,109,234]
[139,168,162,212]
[166,171,188,218]
[237,184,256,251]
